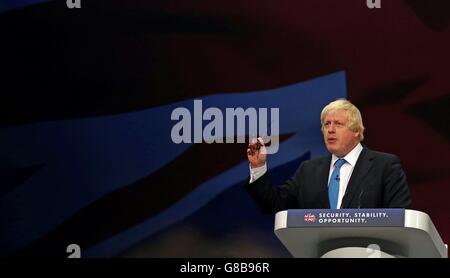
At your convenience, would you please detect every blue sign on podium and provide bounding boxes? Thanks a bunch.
[287,209,405,227]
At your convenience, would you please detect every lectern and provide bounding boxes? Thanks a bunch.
[274,209,447,258]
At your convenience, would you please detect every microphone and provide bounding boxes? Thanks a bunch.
[335,175,340,181]
[357,189,364,209]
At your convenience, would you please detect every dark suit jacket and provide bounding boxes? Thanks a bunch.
[245,147,411,213]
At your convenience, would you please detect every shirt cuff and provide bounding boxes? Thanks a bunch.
[249,163,267,183]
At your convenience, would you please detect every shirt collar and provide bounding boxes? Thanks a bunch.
[331,143,363,167]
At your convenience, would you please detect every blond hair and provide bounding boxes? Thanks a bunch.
[320,99,365,141]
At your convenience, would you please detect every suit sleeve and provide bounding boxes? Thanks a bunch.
[245,162,305,213]
[382,155,412,208]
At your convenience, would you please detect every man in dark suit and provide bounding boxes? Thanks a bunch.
[245,99,411,212]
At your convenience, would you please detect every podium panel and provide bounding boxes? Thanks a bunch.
[274,209,447,258]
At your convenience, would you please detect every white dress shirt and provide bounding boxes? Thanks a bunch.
[329,143,363,208]
[249,163,267,183]
[249,143,364,209]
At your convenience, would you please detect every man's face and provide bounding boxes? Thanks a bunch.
[322,109,360,157]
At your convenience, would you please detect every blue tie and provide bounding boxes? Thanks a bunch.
[328,159,346,209]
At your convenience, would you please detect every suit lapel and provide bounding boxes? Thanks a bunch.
[340,147,374,208]
[317,155,332,208]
